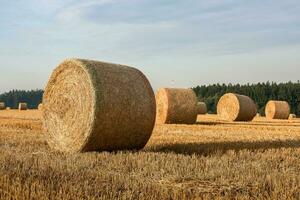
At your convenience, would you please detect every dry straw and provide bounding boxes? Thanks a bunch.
[18,103,27,110]
[156,88,198,124]
[196,102,207,115]
[217,93,257,121]
[0,102,5,110]
[42,59,156,153]
[265,100,290,120]
[38,103,43,111]
[289,114,296,120]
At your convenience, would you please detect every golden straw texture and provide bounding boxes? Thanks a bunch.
[42,59,156,153]
[0,102,5,110]
[18,103,27,110]
[289,114,296,120]
[38,103,43,111]
[217,93,257,121]
[156,88,198,124]
[265,100,290,120]
[196,102,207,115]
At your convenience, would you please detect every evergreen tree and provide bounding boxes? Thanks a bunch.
[0,89,43,109]
[193,82,300,116]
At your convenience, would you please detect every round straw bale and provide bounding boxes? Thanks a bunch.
[289,114,296,120]
[0,102,5,110]
[42,59,156,153]
[6,107,10,110]
[196,102,207,115]
[265,100,290,120]
[38,103,43,111]
[18,103,27,110]
[217,93,257,121]
[156,88,198,124]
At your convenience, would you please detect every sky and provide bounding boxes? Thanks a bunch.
[0,0,300,93]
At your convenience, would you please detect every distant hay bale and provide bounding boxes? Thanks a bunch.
[289,114,296,120]
[38,103,43,111]
[0,102,5,110]
[256,113,261,117]
[6,107,10,110]
[156,88,198,124]
[196,102,207,115]
[265,100,290,120]
[18,103,27,110]
[42,59,156,153]
[217,93,257,121]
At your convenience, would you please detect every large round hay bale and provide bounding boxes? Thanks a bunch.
[217,93,257,121]
[265,100,290,119]
[0,102,5,110]
[42,59,156,153]
[18,103,27,110]
[156,88,198,124]
[196,102,207,115]
[289,114,296,120]
[38,103,43,111]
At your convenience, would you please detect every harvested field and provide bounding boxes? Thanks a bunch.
[1,111,300,199]
[0,110,41,120]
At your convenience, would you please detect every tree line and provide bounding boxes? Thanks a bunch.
[0,81,299,115]
[0,89,43,109]
[193,81,300,116]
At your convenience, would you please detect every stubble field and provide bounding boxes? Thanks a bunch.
[0,110,300,199]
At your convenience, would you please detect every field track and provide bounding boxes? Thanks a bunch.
[0,110,300,199]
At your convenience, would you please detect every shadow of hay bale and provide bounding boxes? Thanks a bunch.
[195,121,300,127]
[148,140,300,156]
[195,122,220,126]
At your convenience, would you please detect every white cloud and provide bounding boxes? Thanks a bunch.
[56,0,115,23]
[1,0,300,92]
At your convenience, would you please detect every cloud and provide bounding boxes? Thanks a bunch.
[56,0,115,22]
[54,0,239,24]
[1,0,299,59]
[48,0,300,58]
[1,0,300,91]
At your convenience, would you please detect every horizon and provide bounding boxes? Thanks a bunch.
[1,0,300,93]
[0,80,299,95]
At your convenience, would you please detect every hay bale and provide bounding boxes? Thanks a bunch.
[196,102,207,115]
[0,102,5,110]
[256,113,261,117]
[289,114,296,120]
[217,93,257,121]
[6,107,10,110]
[18,103,27,110]
[42,59,156,153]
[265,100,290,120]
[156,88,198,124]
[38,103,43,111]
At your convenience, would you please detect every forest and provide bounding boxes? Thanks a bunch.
[0,81,299,115]
[0,89,43,109]
[193,81,300,115]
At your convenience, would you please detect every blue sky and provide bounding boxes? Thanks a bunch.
[0,0,300,92]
